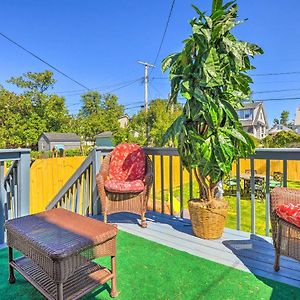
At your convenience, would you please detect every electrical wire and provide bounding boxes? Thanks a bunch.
[55,78,142,95]
[0,31,91,90]
[150,0,176,75]
[251,71,300,77]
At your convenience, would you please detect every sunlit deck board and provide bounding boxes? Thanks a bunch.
[106,211,300,288]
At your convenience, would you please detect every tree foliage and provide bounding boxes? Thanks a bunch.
[120,99,182,146]
[74,91,124,140]
[263,131,300,148]
[280,110,289,126]
[162,0,263,204]
[0,70,125,148]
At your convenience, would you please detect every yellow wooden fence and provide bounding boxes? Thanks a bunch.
[29,156,300,214]
[30,156,86,214]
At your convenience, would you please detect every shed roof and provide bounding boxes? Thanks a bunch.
[40,132,80,143]
[95,131,113,138]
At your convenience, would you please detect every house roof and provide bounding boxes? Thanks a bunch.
[268,124,292,135]
[95,131,113,138]
[238,102,261,110]
[295,108,300,126]
[40,132,80,143]
[237,102,268,128]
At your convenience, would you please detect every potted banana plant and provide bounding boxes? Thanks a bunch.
[162,0,263,239]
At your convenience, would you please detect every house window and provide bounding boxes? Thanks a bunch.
[238,109,252,120]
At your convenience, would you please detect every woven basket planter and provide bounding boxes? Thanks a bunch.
[188,199,228,239]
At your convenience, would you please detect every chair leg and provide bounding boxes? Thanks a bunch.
[274,250,280,271]
[274,223,282,272]
[141,212,147,228]
[110,256,119,297]
[8,247,16,284]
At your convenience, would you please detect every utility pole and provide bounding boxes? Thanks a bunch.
[138,61,155,144]
[138,61,155,112]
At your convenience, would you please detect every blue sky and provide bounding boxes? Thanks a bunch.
[1,0,300,125]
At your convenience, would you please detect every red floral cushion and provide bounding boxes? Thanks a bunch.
[109,143,146,181]
[105,179,145,193]
[276,203,300,228]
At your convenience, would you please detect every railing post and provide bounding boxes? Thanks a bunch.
[236,159,241,231]
[0,161,5,243]
[17,151,30,217]
[92,149,101,216]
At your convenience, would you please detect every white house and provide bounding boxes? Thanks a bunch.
[294,108,300,134]
[236,102,268,139]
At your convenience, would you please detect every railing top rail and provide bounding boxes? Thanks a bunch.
[0,148,31,162]
[0,148,30,154]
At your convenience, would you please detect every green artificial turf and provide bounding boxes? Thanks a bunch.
[1,231,300,300]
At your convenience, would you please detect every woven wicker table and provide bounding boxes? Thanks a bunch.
[5,208,118,300]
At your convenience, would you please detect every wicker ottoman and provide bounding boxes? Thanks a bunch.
[5,208,118,300]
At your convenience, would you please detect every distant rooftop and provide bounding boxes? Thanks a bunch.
[237,102,261,110]
[41,132,80,142]
[95,131,113,138]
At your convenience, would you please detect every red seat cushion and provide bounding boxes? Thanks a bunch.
[109,143,146,181]
[276,203,300,228]
[105,179,145,193]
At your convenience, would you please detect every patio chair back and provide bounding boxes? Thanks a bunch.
[108,143,146,181]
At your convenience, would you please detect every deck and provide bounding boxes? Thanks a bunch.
[105,211,300,289]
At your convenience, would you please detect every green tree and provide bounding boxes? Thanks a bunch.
[0,88,44,148]
[280,110,289,126]
[78,91,101,117]
[263,131,300,148]
[162,0,263,205]
[2,70,71,147]
[121,99,182,146]
[75,91,124,141]
[273,118,279,125]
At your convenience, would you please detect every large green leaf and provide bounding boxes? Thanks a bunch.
[161,0,263,189]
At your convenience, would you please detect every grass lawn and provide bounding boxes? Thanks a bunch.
[159,180,300,236]
[1,230,300,300]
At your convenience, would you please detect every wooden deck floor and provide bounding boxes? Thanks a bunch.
[106,211,300,289]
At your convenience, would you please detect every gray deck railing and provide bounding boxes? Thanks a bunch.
[47,146,300,237]
[46,147,113,215]
[0,149,30,243]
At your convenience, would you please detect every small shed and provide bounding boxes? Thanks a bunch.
[95,131,113,147]
[38,132,81,152]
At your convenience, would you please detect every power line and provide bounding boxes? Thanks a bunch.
[251,71,300,77]
[58,78,142,98]
[253,97,300,102]
[55,78,142,95]
[253,88,300,94]
[150,0,176,74]
[0,31,91,90]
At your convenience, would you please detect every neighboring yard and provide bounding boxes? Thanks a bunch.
[159,180,300,236]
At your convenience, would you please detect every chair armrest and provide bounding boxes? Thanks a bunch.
[271,187,300,212]
[96,154,111,213]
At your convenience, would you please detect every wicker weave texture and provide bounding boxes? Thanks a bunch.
[6,209,117,283]
[270,187,300,269]
[96,153,153,225]
[188,199,228,240]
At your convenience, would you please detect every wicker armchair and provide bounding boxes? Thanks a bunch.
[270,187,300,271]
[96,144,153,228]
